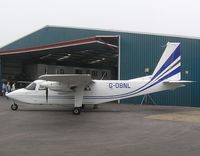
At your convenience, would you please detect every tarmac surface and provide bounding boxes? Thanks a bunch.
[1,96,200,156]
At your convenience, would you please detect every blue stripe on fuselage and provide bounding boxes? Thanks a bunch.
[85,45,180,100]
[84,66,181,99]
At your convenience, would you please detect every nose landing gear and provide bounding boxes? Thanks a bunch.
[11,103,18,111]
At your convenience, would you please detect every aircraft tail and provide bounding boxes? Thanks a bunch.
[151,42,181,82]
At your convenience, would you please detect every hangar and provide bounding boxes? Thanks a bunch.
[0,26,199,106]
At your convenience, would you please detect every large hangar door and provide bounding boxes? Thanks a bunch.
[24,35,120,81]
[0,35,119,81]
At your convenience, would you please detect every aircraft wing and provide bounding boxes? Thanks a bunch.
[39,74,93,91]
[39,74,93,110]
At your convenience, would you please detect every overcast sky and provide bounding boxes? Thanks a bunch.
[0,0,200,47]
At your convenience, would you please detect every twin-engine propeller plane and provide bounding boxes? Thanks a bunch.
[6,42,190,115]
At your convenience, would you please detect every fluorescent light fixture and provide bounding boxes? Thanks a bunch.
[40,54,52,59]
[89,58,106,64]
[80,50,90,53]
[90,60,101,64]
[57,54,71,61]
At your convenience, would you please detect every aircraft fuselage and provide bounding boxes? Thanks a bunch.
[6,76,182,105]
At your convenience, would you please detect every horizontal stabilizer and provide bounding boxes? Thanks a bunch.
[163,80,194,84]
[163,80,194,89]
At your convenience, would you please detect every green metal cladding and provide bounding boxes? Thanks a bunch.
[120,33,200,106]
[1,26,199,106]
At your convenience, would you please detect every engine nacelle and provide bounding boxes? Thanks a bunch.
[41,81,72,91]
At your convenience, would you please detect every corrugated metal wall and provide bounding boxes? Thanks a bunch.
[120,33,200,107]
[1,26,199,106]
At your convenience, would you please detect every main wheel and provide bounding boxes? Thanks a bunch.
[73,107,81,115]
[11,104,18,111]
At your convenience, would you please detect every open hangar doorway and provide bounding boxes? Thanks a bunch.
[0,36,120,85]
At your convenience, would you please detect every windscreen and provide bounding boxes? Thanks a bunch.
[25,82,36,90]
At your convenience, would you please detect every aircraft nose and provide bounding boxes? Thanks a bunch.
[6,90,20,99]
[5,92,14,99]
[6,89,25,100]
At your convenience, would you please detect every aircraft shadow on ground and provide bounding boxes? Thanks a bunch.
[16,107,131,113]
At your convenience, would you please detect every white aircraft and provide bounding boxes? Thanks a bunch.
[6,42,190,115]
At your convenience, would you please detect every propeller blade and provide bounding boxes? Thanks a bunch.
[46,88,48,103]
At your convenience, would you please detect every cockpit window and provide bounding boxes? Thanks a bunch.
[26,83,36,90]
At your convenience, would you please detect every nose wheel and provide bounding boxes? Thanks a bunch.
[11,103,18,111]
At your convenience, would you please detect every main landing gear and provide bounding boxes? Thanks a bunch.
[73,104,99,115]
[73,107,81,115]
[11,103,18,111]
[73,104,86,115]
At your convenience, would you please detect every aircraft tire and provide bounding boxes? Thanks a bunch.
[11,104,18,111]
[73,107,81,115]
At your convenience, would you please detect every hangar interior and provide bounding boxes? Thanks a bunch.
[0,26,199,106]
[0,36,119,81]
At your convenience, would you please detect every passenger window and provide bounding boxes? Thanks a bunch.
[39,85,46,90]
[26,83,36,90]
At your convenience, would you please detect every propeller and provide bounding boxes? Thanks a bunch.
[46,87,48,103]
